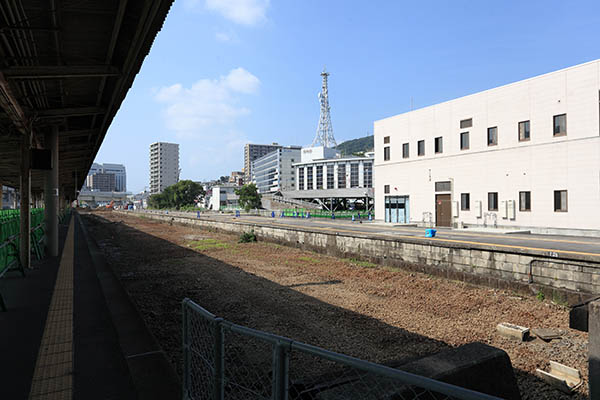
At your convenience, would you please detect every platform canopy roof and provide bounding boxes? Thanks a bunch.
[0,0,173,198]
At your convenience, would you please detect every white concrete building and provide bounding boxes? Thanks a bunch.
[374,60,600,234]
[209,185,239,210]
[251,147,301,193]
[244,143,282,184]
[149,142,180,194]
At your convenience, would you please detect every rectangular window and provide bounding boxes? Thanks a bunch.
[307,166,313,190]
[554,190,568,212]
[435,181,451,192]
[417,140,425,156]
[402,143,409,158]
[363,163,372,188]
[461,193,470,211]
[460,118,472,129]
[298,168,304,190]
[327,164,334,189]
[553,114,567,136]
[487,127,498,146]
[488,192,498,211]
[519,191,531,211]
[460,132,469,150]
[338,164,346,189]
[519,120,530,141]
[316,165,323,189]
[350,163,359,188]
[434,137,443,154]
[384,184,390,194]
[384,146,390,161]
[384,136,390,144]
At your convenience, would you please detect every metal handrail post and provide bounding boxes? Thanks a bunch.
[272,342,289,400]
[214,318,225,400]
[182,301,190,400]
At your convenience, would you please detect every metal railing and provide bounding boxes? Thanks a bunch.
[182,298,500,400]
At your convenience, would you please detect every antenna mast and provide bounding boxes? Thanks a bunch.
[311,67,337,147]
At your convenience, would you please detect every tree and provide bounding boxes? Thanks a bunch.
[148,180,205,209]
[235,183,262,212]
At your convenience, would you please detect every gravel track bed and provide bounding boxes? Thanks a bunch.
[82,211,589,399]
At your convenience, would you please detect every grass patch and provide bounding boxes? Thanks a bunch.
[536,290,545,302]
[298,256,322,264]
[239,231,257,243]
[188,239,230,251]
[347,258,377,268]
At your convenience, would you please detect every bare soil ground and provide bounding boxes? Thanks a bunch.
[82,211,589,399]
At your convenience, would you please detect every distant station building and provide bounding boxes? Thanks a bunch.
[89,172,116,192]
[251,146,301,193]
[374,59,600,234]
[149,142,180,194]
[84,162,127,192]
[243,143,282,184]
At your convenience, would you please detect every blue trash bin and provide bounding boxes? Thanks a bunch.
[271,211,275,218]
[425,229,437,238]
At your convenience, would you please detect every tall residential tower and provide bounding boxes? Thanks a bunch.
[149,142,180,194]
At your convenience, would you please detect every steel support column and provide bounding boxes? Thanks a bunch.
[19,135,31,269]
[44,126,59,256]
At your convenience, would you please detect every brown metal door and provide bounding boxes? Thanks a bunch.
[435,194,451,227]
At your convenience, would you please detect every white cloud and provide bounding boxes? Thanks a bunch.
[155,67,260,135]
[154,68,260,179]
[215,31,233,42]
[205,0,269,26]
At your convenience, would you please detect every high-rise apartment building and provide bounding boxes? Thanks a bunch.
[244,143,282,184]
[149,142,180,194]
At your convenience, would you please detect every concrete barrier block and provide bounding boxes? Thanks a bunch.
[497,322,530,341]
[506,254,520,265]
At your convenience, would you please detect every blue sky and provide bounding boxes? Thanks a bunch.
[94,0,600,193]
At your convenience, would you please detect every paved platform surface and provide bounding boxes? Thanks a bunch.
[0,213,178,399]
[165,212,600,260]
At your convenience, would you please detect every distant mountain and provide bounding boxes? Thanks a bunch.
[335,135,374,156]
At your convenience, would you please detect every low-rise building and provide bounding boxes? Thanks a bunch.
[209,185,240,210]
[374,59,600,234]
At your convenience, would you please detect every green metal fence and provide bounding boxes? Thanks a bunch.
[280,208,373,219]
[0,208,46,275]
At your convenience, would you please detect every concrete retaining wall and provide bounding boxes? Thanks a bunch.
[119,211,600,304]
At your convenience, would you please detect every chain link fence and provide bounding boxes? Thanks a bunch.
[182,298,500,400]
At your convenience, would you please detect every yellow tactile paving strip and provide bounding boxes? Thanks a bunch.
[29,219,74,400]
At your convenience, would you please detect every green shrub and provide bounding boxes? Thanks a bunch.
[536,290,545,301]
[239,230,257,243]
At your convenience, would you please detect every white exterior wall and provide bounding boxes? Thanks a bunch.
[374,60,600,231]
[293,156,374,190]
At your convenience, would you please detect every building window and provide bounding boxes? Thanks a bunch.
[402,143,409,158]
[460,132,469,150]
[487,127,498,146]
[417,140,425,156]
[338,164,346,189]
[363,163,372,188]
[435,181,451,192]
[384,136,390,144]
[434,137,443,154]
[488,192,498,211]
[384,146,390,161]
[553,114,567,136]
[461,193,470,211]
[316,165,323,189]
[350,163,359,188]
[519,120,530,141]
[554,190,568,212]
[384,185,390,194]
[327,164,334,189]
[307,166,313,190]
[519,191,531,211]
[460,118,472,129]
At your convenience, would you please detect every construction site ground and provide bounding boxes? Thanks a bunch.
[82,211,589,399]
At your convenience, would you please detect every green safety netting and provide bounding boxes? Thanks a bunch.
[280,209,374,219]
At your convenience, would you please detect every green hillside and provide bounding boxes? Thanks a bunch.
[335,135,374,156]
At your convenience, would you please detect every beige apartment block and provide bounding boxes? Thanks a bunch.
[374,59,600,235]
